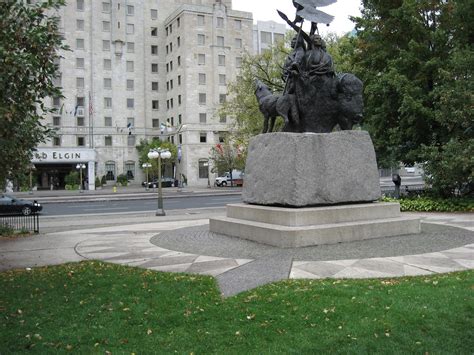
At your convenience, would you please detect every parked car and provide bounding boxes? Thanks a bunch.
[215,170,244,187]
[141,177,175,188]
[0,194,43,216]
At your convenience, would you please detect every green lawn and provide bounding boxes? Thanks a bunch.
[1,262,472,354]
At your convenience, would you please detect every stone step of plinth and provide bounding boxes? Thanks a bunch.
[226,202,402,227]
[209,215,421,248]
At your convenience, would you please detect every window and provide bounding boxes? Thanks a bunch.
[104,78,112,89]
[197,15,205,25]
[76,57,84,69]
[102,40,110,51]
[125,161,135,180]
[152,82,158,91]
[178,95,181,105]
[127,98,134,109]
[127,135,135,147]
[219,74,226,86]
[197,34,205,45]
[53,116,61,126]
[177,37,181,47]
[76,38,84,50]
[126,61,134,72]
[199,159,209,178]
[236,57,242,68]
[165,45,169,54]
[177,56,181,66]
[104,116,112,126]
[152,119,159,128]
[198,73,206,85]
[53,137,61,147]
[151,27,157,36]
[219,94,226,104]
[102,2,110,13]
[102,21,110,32]
[178,114,182,125]
[127,42,134,53]
[77,116,85,126]
[218,132,226,143]
[199,93,206,105]
[77,136,85,146]
[126,79,134,90]
[218,55,225,66]
[217,17,224,28]
[198,54,205,65]
[199,134,207,143]
[170,98,174,108]
[76,19,84,31]
[169,24,173,34]
[77,97,84,107]
[151,9,158,20]
[126,117,134,128]
[234,19,242,30]
[166,63,169,73]
[261,31,272,45]
[104,97,112,109]
[177,18,180,27]
[235,38,242,48]
[151,63,158,73]
[105,136,112,146]
[152,100,159,110]
[126,24,134,34]
[103,59,111,70]
[126,5,134,16]
[76,0,84,11]
[219,114,227,123]
[52,97,61,107]
[178,75,181,85]
[170,61,173,71]
[105,161,115,181]
[274,33,284,43]
[217,36,224,47]
[151,45,158,55]
[170,79,173,89]
[199,113,207,123]
[76,77,84,89]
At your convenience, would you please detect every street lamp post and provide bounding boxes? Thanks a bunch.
[76,163,86,193]
[142,162,152,191]
[148,148,172,216]
[29,164,36,195]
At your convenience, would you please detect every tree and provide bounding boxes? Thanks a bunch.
[136,139,177,179]
[351,0,473,195]
[0,0,67,189]
[209,137,246,187]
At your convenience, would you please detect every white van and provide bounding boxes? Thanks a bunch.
[215,170,243,187]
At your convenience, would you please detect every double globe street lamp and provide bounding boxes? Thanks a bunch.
[142,162,152,191]
[76,163,86,193]
[147,148,172,216]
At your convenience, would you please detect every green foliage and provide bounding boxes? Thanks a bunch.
[101,175,107,186]
[0,0,68,189]
[351,0,474,191]
[136,139,177,178]
[0,224,14,236]
[116,174,128,186]
[95,177,102,188]
[382,196,474,212]
[64,171,79,186]
[0,262,473,353]
[209,137,246,177]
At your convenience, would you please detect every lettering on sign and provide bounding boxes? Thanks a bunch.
[34,152,82,161]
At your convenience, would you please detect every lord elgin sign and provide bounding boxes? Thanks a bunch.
[32,149,96,163]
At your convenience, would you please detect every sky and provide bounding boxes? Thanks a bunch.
[232,0,363,36]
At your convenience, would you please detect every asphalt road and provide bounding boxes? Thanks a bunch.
[41,194,243,216]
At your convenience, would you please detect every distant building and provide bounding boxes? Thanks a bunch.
[253,20,287,54]
[32,0,253,190]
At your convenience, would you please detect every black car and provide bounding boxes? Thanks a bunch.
[141,177,175,188]
[0,194,43,216]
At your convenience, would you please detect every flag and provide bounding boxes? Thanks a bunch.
[74,104,78,116]
[88,92,93,116]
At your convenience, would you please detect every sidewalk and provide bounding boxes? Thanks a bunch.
[10,184,243,203]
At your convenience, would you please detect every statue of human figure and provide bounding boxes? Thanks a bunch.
[303,34,334,83]
[282,32,306,95]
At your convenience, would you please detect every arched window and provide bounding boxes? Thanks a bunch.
[105,161,116,181]
[125,161,135,180]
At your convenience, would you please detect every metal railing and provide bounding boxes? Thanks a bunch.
[0,214,40,234]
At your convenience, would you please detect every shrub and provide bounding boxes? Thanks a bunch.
[65,184,79,190]
[116,174,128,186]
[382,196,474,212]
[101,175,107,185]
[65,171,80,186]
[0,224,14,236]
[95,177,101,188]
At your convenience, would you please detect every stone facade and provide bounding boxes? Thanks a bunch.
[36,0,253,189]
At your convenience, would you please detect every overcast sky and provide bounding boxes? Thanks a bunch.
[232,0,362,35]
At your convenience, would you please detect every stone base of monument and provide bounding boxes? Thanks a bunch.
[209,203,421,248]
